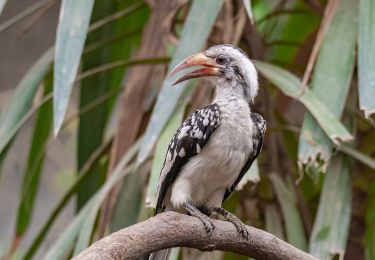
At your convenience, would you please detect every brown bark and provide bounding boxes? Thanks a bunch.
[74,212,317,260]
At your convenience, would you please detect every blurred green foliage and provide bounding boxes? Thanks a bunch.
[0,0,374,259]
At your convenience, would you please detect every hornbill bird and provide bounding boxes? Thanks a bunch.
[148,44,266,259]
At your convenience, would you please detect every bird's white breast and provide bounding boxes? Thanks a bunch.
[167,98,254,210]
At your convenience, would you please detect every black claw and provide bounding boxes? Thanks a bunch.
[184,203,215,237]
[212,207,249,240]
[201,217,215,236]
[238,224,249,240]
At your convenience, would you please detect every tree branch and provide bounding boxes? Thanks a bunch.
[73,212,317,260]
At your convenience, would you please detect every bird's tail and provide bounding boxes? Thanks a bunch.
[143,249,170,260]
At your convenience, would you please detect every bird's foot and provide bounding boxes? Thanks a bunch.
[184,203,215,236]
[213,206,249,240]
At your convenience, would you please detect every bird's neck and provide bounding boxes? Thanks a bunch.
[213,79,249,107]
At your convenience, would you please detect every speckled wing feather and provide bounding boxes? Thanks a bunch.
[156,104,221,213]
[223,113,266,202]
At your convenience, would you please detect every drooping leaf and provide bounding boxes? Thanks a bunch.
[15,72,53,237]
[0,0,7,15]
[309,155,352,259]
[269,174,307,250]
[137,0,224,164]
[22,139,112,260]
[358,0,375,117]
[42,139,141,259]
[298,0,358,169]
[53,0,95,135]
[254,61,353,145]
[243,0,254,24]
[0,47,53,167]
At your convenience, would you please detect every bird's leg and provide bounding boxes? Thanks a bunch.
[212,206,249,240]
[184,203,215,236]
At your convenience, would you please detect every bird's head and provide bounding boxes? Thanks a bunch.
[169,44,258,103]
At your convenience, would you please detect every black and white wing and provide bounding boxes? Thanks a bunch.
[223,112,266,201]
[156,104,221,213]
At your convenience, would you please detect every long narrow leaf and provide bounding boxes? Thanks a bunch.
[358,0,375,117]
[53,0,95,135]
[22,139,112,260]
[137,0,224,164]
[16,73,53,237]
[298,0,358,168]
[74,160,109,254]
[265,204,285,240]
[0,47,53,164]
[43,139,141,259]
[77,0,117,210]
[309,155,352,259]
[269,174,307,250]
[243,0,254,24]
[254,61,353,145]
[0,0,7,15]
[110,169,142,232]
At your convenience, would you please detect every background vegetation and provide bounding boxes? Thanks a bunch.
[0,0,374,259]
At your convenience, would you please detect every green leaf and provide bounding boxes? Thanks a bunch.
[110,169,142,232]
[74,157,109,255]
[77,0,149,209]
[269,174,307,250]
[254,61,353,145]
[15,72,53,237]
[53,0,95,135]
[298,0,358,169]
[137,0,224,164]
[42,139,141,259]
[243,0,254,24]
[0,47,53,165]
[77,0,117,210]
[309,155,352,259]
[22,139,112,260]
[265,204,285,240]
[366,181,375,260]
[358,0,375,118]
[0,0,7,15]
[267,1,320,64]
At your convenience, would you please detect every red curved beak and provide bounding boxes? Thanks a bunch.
[169,53,222,86]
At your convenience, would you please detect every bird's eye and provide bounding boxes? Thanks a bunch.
[216,55,228,65]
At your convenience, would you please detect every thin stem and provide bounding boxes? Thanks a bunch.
[0,0,56,33]
[83,28,142,55]
[75,57,170,82]
[88,2,145,33]
[257,9,312,25]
